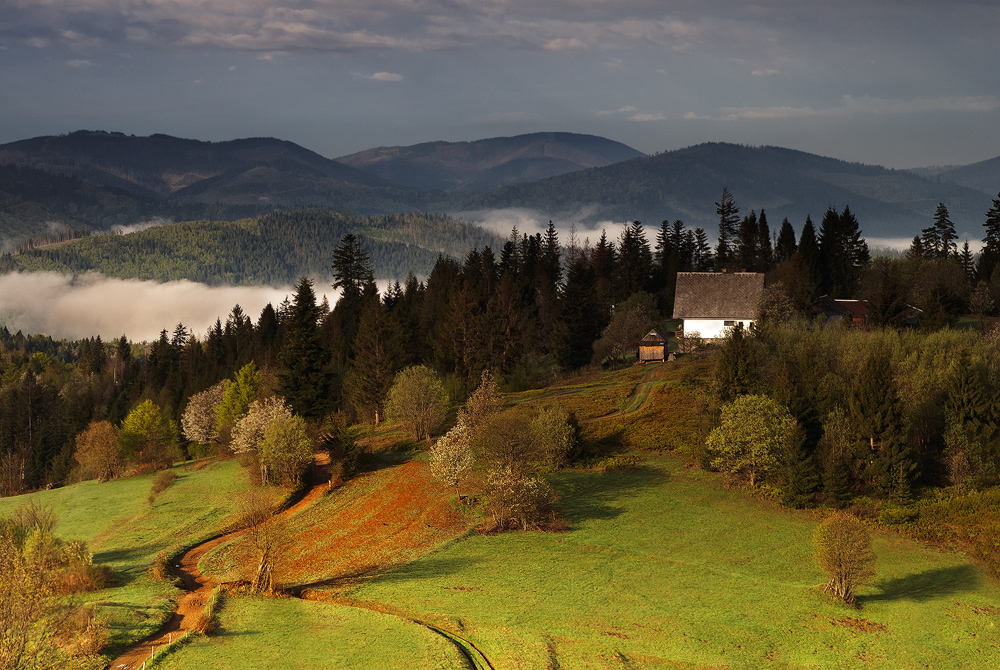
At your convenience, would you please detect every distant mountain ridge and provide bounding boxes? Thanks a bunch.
[932,157,1000,197]
[337,132,645,191]
[442,143,995,238]
[2,131,999,246]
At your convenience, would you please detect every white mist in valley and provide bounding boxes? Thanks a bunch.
[460,208,630,248]
[0,271,340,342]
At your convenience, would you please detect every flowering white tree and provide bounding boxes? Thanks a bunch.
[181,381,228,446]
[430,424,474,497]
[231,397,292,455]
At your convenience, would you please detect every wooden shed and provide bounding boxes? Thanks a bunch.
[638,328,668,363]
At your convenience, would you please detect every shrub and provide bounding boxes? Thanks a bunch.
[814,512,877,605]
[74,420,122,482]
[482,466,559,531]
[594,453,646,470]
[149,469,179,504]
[384,365,449,442]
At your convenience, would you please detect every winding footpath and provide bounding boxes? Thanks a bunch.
[107,454,332,670]
[107,452,497,670]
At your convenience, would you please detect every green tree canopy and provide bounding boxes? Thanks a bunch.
[706,394,795,487]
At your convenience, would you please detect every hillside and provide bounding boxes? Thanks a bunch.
[0,131,430,219]
[934,156,1000,197]
[3,132,997,247]
[443,142,994,238]
[0,163,252,244]
[337,131,645,191]
[5,210,504,284]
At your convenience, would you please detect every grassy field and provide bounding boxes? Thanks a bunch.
[343,455,1000,669]
[0,458,256,656]
[151,595,466,670]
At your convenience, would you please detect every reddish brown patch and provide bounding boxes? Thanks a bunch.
[828,616,888,633]
[275,459,471,587]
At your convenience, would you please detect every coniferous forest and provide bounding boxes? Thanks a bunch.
[3,189,1000,525]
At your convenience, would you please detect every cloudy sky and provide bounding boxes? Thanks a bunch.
[1,0,998,168]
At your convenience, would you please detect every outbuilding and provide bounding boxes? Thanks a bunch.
[638,328,669,362]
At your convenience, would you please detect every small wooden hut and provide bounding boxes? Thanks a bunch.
[638,328,668,363]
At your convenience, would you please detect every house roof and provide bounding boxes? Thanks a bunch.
[640,328,667,345]
[672,272,765,320]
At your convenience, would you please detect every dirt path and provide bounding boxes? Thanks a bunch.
[106,453,331,670]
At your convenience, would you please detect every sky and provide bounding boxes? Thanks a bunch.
[2,0,999,169]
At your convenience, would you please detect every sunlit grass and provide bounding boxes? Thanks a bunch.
[151,596,465,670]
[0,459,254,656]
[349,454,1000,669]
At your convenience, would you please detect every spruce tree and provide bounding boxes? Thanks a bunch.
[774,218,797,264]
[278,277,334,419]
[977,192,1000,281]
[796,216,821,292]
[933,202,958,258]
[848,351,915,499]
[343,296,402,424]
[715,187,740,270]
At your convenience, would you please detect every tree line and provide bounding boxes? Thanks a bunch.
[3,188,1000,497]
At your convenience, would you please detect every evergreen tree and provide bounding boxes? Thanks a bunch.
[278,277,334,419]
[558,257,606,369]
[848,351,915,499]
[714,324,757,402]
[715,187,740,270]
[343,296,403,424]
[976,192,1000,281]
[693,228,714,271]
[613,221,652,300]
[736,210,759,271]
[756,210,773,271]
[933,202,958,258]
[331,233,375,304]
[774,218,797,264]
[796,216,821,292]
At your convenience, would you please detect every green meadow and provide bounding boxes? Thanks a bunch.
[343,455,1000,669]
[0,459,254,656]
[147,454,1000,670]
[151,596,466,670]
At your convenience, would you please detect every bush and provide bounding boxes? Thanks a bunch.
[482,466,559,531]
[814,512,877,605]
[149,469,179,504]
[594,453,646,470]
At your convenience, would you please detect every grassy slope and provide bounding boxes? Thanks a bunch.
[0,459,256,655]
[351,455,1000,669]
[152,596,466,670]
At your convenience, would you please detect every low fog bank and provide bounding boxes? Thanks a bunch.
[868,237,983,253]
[0,271,339,342]
[457,208,630,249]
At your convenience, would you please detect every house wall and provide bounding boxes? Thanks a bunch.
[681,318,753,340]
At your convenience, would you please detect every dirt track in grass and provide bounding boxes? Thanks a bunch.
[107,454,333,670]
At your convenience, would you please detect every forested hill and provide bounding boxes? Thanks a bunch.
[442,143,994,238]
[2,210,504,285]
[0,131,431,218]
[337,132,645,191]
[0,163,270,244]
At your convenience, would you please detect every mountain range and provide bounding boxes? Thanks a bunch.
[1,130,998,245]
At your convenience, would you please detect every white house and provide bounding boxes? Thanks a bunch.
[672,271,765,340]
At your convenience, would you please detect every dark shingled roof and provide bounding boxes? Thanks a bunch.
[640,328,667,344]
[672,272,765,320]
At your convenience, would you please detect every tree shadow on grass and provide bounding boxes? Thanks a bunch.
[860,564,981,604]
[357,451,414,473]
[552,465,669,526]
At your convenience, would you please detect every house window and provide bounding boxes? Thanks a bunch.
[724,320,736,327]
